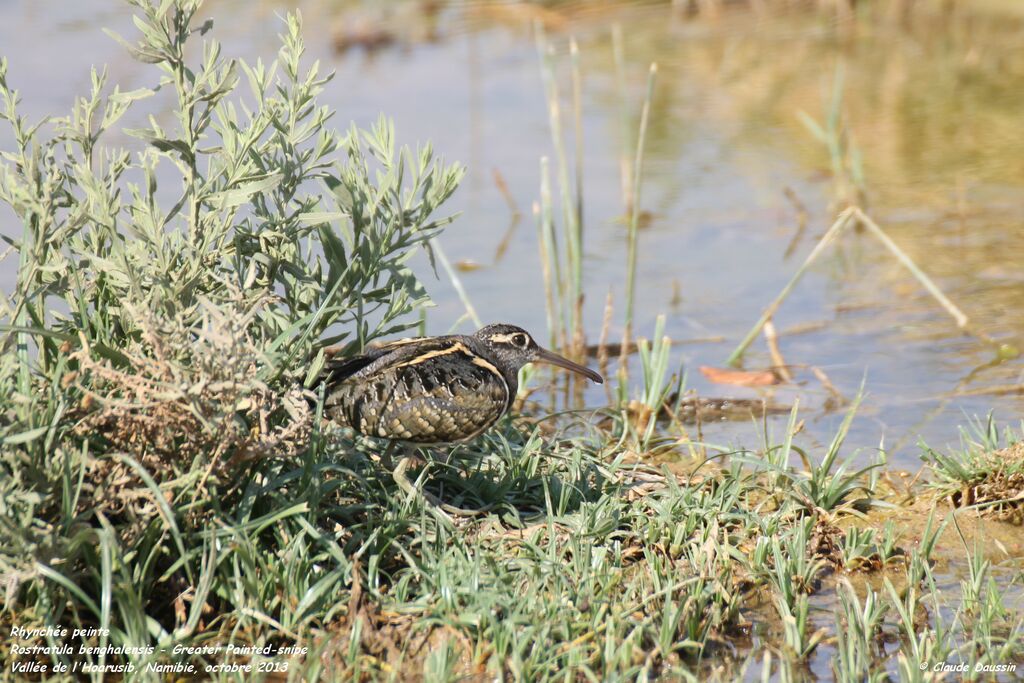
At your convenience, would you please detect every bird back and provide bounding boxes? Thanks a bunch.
[321,335,512,443]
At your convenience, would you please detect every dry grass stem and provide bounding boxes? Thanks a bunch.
[763,319,793,382]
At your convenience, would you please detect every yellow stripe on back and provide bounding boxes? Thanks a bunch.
[393,341,472,368]
[371,336,426,350]
[470,355,503,379]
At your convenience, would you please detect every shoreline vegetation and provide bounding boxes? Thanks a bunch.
[1,0,1022,680]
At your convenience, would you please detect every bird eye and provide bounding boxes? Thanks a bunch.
[512,333,528,347]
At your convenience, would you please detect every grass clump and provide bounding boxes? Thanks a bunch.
[921,417,1024,522]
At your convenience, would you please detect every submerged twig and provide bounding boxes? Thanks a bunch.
[429,238,482,329]
[492,167,520,218]
[589,335,725,358]
[727,206,995,367]
[940,384,1024,399]
[782,186,809,259]
[811,366,847,409]
[726,207,856,366]
[491,213,522,264]
[849,207,972,333]
[763,319,793,382]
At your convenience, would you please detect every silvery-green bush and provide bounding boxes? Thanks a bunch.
[0,0,460,651]
[0,0,461,455]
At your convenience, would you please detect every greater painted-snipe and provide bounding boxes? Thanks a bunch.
[321,324,603,512]
[323,323,602,442]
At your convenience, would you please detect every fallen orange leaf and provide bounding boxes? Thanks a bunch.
[699,366,779,387]
[455,259,483,272]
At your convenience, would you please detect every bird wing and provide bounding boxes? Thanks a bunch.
[321,335,434,384]
[321,355,376,383]
[321,336,468,420]
[377,344,510,442]
[323,335,510,443]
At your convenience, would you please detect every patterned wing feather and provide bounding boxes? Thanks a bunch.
[324,337,510,443]
[322,336,431,383]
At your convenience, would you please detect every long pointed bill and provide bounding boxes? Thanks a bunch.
[535,347,604,384]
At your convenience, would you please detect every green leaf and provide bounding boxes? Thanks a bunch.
[3,425,50,445]
[211,173,283,208]
[109,87,156,104]
[103,28,165,64]
[297,211,345,224]
[125,128,195,162]
[304,348,325,388]
[0,325,131,366]
[318,222,348,274]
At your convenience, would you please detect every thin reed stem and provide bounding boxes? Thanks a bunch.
[536,28,583,353]
[570,37,586,362]
[612,24,633,217]
[621,63,658,367]
[537,159,564,350]
[726,207,856,366]
[850,207,970,330]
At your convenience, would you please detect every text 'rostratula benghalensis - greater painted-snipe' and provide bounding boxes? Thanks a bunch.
[320,324,603,514]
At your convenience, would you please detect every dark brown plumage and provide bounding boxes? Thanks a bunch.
[322,324,603,444]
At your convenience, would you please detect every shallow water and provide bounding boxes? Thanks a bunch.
[1,0,1023,470]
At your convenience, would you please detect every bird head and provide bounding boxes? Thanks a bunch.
[474,324,603,384]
